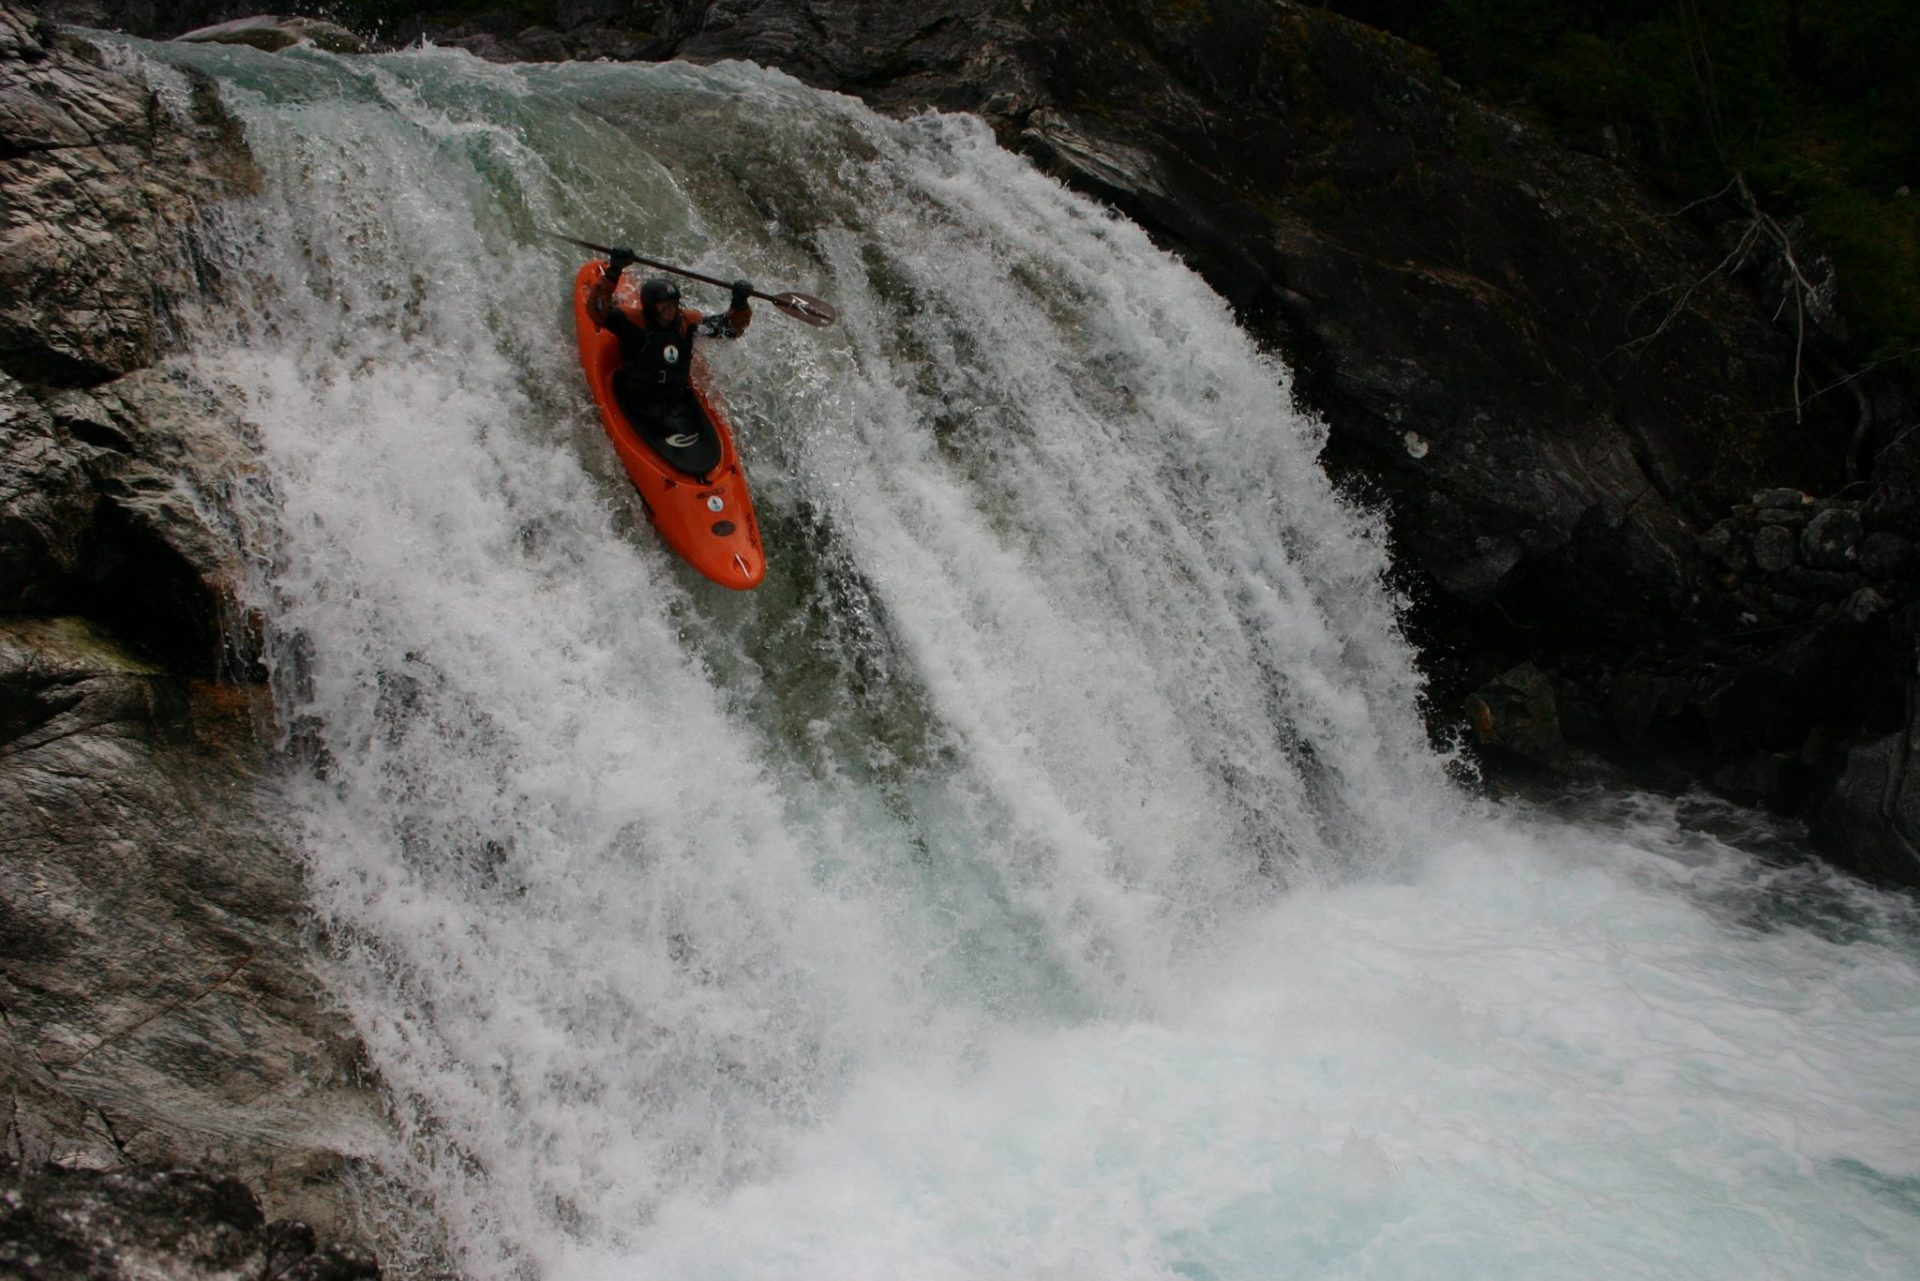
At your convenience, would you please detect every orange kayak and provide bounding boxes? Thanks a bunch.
[572,261,766,590]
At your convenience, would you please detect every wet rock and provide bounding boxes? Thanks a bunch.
[0,617,385,1241]
[1711,751,1808,810]
[0,4,257,385]
[1466,661,1571,772]
[1,7,385,1254]
[1,367,261,676]
[0,1161,381,1280]
[509,25,573,62]
[1753,524,1798,573]
[1801,506,1864,569]
[1813,716,1920,887]
[1,372,95,611]
[174,15,368,54]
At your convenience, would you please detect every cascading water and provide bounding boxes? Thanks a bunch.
[121,37,1920,1281]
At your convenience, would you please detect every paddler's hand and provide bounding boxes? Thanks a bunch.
[730,279,754,310]
[606,247,637,282]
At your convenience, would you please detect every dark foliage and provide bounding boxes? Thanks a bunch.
[1314,0,1919,368]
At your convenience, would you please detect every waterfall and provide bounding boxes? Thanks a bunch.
[129,38,1920,1281]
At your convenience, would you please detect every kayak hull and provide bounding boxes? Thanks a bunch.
[573,261,766,590]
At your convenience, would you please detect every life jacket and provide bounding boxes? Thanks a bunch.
[612,300,702,395]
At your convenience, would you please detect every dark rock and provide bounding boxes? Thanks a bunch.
[0,618,383,1241]
[1813,717,1920,887]
[0,1161,381,1281]
[1754,506,1808,527]
[0,373,94,611]
[1698,596,1899,759]
[1712,752,1808,810]
[1605,669,1696,749]
[1698,519,1738,565]
[511,25,573,62]
[1466,661,1570,772]
[1783,566,1864,598]
[1699,518,1753,573]
[1841,586,1889,623]
[1,368,261,677]
[1769,590,1815,620]
[1801,506,1864,569]
[1859,532,1914,580]
[174,15,367,54]
[1753,524,1798,573]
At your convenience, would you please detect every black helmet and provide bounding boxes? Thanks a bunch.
[639,277,681,306]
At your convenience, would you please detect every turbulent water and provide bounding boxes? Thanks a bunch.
[121,38,1920,1281]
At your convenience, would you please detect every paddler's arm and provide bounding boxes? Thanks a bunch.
[695,279,754,339]
[588,248,639,328]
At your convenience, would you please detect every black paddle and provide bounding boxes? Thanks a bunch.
[550,232,837,328]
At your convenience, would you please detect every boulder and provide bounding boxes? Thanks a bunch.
[1801,505,1864,570]
[1813,718,1920,887]
[1466,661,1571,772]
[174,15,367,54]
[1753,524,1797,573]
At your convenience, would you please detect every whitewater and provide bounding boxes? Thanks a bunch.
[118,37,1920,1280]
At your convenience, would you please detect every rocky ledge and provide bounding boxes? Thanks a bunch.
[1,2,390,1269]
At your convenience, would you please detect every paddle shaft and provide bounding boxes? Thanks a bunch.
[556,233,789,308]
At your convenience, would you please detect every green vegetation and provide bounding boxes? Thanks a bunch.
[1316,0,1920,369]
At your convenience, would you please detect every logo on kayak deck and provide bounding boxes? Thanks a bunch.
[663,345,680,364]
[706,495,725,512]
[666,432,700,449]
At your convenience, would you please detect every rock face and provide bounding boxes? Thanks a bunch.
[0,4,254,385]
[0,1161,380,1280]
[1,3,389,1266]
[0,617,386,1240]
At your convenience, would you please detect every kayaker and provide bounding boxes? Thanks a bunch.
[588,247,753,453]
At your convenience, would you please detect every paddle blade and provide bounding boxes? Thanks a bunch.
[770,291,837,327]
